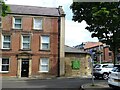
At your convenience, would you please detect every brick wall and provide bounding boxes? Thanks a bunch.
[1,15,59,78]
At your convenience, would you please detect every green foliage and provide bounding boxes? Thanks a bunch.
[0,0,10,17]
[70,2,120,53]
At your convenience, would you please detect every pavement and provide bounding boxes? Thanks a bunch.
[81,81,113,90]
[1,75,92,81]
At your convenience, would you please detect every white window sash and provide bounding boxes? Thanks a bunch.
[2,35,11,49]
[33,17,43,30]
[41,36,50,50]
[0,58,9,72]
[21,35,31,49]
[13,17,22,29]
[0,17,2,28]
[41,43,50,50]
[39,58,49,72]
[0,58,2,72]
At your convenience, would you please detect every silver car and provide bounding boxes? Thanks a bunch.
[93,63,114,80]
[108,65,120,89]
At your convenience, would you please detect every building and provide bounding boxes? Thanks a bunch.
[64,45,91,77]
[0,5,65,78]
[74,42,114,63]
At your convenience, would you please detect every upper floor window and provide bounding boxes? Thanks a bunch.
[41,35,50,50]
[2,35,11,49]
[21,35,31,49]
[109,52,112,56]
[0,17,2,28]
[39,58,49,72]
[13,17,22,29]
[0,58,10,72]
[33,17,43,30]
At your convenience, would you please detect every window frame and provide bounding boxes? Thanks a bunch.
[39,58,49,72]
[21,35,31,50]
[33,17,43,30]
[40,35,50,50]
[13,17,22,29]
[0,58,10,73]
[0,17,2,28]
[2,34,11,49]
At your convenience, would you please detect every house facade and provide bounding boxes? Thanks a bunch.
[0,5,65,78]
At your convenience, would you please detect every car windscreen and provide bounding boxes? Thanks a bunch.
[95,65,101,68]
[112,66,120,72]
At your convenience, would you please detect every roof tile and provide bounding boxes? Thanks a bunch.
[8,4,62,16]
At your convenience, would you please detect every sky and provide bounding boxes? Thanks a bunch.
[5,0,98,47]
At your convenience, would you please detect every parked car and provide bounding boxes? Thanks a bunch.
[108,65,120,88]
[93,63,114,80]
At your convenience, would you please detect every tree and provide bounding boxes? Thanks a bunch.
[70,2,120,64]
[0,0,10,17]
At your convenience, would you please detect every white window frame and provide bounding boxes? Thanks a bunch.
[2,35,11,49]
[41,35,50,50]
[39,58,49,72]
[33,17,43,30]
[13,17,22,29]
[0,17,2,28]
[0,58,10,73]
[21,35,31,49]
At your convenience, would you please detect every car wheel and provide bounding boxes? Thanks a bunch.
[103,73,108,80]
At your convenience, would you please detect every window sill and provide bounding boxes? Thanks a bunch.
[19,49,31,51]
[1,49,12,51]
[32,29,43,31]
[38,71,49,73]
[39,49,50,52]
[12,28,23,31]
[0,71,9,73]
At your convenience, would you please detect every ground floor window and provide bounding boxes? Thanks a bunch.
[0,58,9,72]
[39,58,49,72]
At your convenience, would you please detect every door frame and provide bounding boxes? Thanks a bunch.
[17,58,32,78]
[17,52,32,78]
[21,59,29,77]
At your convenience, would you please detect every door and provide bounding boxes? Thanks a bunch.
[21,60,29,77]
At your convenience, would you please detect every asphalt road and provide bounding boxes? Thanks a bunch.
[1,77,111,90]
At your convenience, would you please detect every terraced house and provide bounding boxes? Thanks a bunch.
[0,5,65,78]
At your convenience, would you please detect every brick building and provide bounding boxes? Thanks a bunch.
[0,5,65,78]
[74,42,114,63]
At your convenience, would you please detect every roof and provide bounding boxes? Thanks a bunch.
[65,45,88,54]
[84,42,103,49]
[8,5,65,17]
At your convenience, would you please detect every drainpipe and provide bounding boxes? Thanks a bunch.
[57,8,61,77]
[57,6,65,77]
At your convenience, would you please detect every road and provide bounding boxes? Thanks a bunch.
[2,77,111,90]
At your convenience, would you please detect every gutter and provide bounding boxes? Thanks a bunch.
[7,13,60,17]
